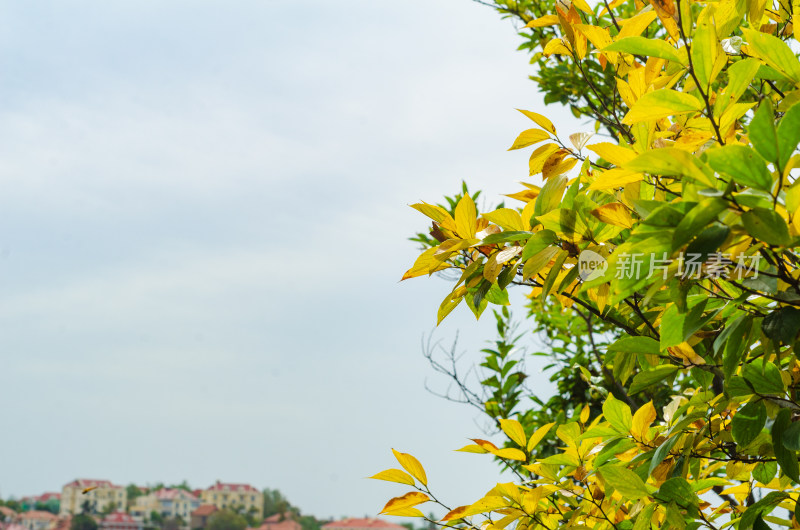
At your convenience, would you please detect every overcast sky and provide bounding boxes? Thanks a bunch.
[0,0,581,520]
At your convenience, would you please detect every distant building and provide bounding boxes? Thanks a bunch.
[132,488,200,522]
[0,506,17,523]
[100,513,143,530]
[20,493,60,514]
[60,479,126,516]
[251,513,302,530]
[190,505,218,529]
[17,511,57,530]
[200,482,262,518]
[322,519,407,530]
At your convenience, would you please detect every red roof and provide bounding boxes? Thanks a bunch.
[64,479,122,490]
[323,519,406,530]
[206,481,259,493]
[191,505,219,516]
[154,488,198,501]
[258,520,302,530]
[19,511,58,521]
[103,513,136,523]
[0,506,16,518]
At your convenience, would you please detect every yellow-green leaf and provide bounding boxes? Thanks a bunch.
[742,28,800,84]
[508,129,551,150]
[379,491,430,515]
[588,168,643,190]
[586,142,637,166]
[691,7,720,90]
[455,194,477,239]
[598,465,651,500]
[455,444,490,454]
[392,449,428,486]
[401,247,452,280]
[369,469,417,486]
[622,89,704,124]
[499,418,527,447]
[625,148,716,187]
[603,36,685,64]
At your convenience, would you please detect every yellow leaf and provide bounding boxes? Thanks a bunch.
[572,0,593,13]
[580,405,591,423]
[392,449,428,486]
[401,247,451,281]
[455,444,490,454]
[505,188,541,203]
[543,38,572,57]
[631,401,656,441]
[381,507,425,518]
[622,89,704,125]
[434,238,480,257]
[410,202,457,232]
[468,496,510,514]
[471,438,500,452]
[590,203,634,229]
[529,144,560,176]
[617,10,658,38]
[588,168,644,190]
[526,422,555,452]
[508,128,551,150]
[667,342,706,366]
[526,14,560,27]
[483,208,526,231]
[455,195,477,239]
[517,109,556,134]
[441,505,470,521]
[499,418,528,447]
[369,469,417,486]
[379,491,430,515]
[586,142,637,166]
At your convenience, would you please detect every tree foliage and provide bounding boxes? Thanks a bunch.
[206,509,248,530]
[374,0,800,529]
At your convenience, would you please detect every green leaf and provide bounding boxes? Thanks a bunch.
[722,316,753,379]
[629,365,680,394]
[655,477,698,515]
[649,434,681,475]
[750,101,779,164]
[743,359,785,395]
[731,400,767,447]
[772,409,799,482]
[520,230,557,261]
[603,394,632,432]
[632,503,657,530]
[691,8,718,90]
[608,336,660,355]
[703,145,773,192]
[762,307,800,345]
[598,465,651,500]
[726,375,755,397]
[739,492,791,530]
[540,249,568,300]
[777,101,800,170]
[660,304,685,350]
[672,198,729,249]
[782,421,800,451]
[753,461,777,484]
[603,36,685,64]
[741,208,792,246]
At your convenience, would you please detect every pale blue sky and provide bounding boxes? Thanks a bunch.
[0,0,580,520]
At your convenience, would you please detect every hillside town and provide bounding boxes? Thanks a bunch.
[0,480,409,530]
